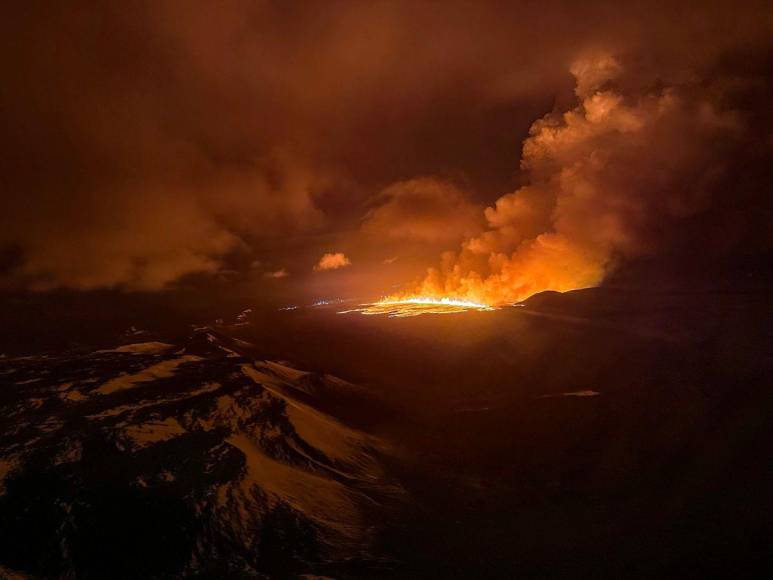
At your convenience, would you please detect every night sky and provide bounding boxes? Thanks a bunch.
[1,1,771,306]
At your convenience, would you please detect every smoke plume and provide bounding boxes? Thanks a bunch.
[399,54,744,305]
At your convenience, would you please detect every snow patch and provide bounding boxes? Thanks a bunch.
[97,342,174,355]
[95,355,201,395]
[120,418,187,450]
[226,434,363,541]
[241,364,376,470]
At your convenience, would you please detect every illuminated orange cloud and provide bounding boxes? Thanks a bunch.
[314,253,351,271]
[263,269,289,279]
[362,177,482,243]
[388,53,743,306]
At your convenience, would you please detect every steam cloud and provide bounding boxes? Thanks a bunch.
[401,54,745,305]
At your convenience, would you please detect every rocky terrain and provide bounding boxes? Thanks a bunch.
[1,287,772,578]
[0,329,401,579]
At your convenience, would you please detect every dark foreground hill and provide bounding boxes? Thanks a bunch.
[1,286,772,578]
[224,286,773,578]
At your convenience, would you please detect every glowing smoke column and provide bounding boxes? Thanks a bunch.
[388,53,740,306]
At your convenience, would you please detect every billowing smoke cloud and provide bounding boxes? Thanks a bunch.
[362,178,482,243]
[314,253,351,271]
[400,54,746,305]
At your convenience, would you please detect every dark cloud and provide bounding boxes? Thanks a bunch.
[0,1,771,294]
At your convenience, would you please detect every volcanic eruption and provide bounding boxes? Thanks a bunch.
[2,2,773,577]
[363,53,742,314]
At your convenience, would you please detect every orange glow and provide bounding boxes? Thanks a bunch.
[339,296,494,317]
[367,231,605,312]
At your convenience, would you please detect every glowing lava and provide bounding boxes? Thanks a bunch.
[339,296,494,317]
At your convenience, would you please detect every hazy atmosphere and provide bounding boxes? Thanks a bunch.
[1,2,772,578]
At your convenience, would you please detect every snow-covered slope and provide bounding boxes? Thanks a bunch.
[0,329,401,578]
